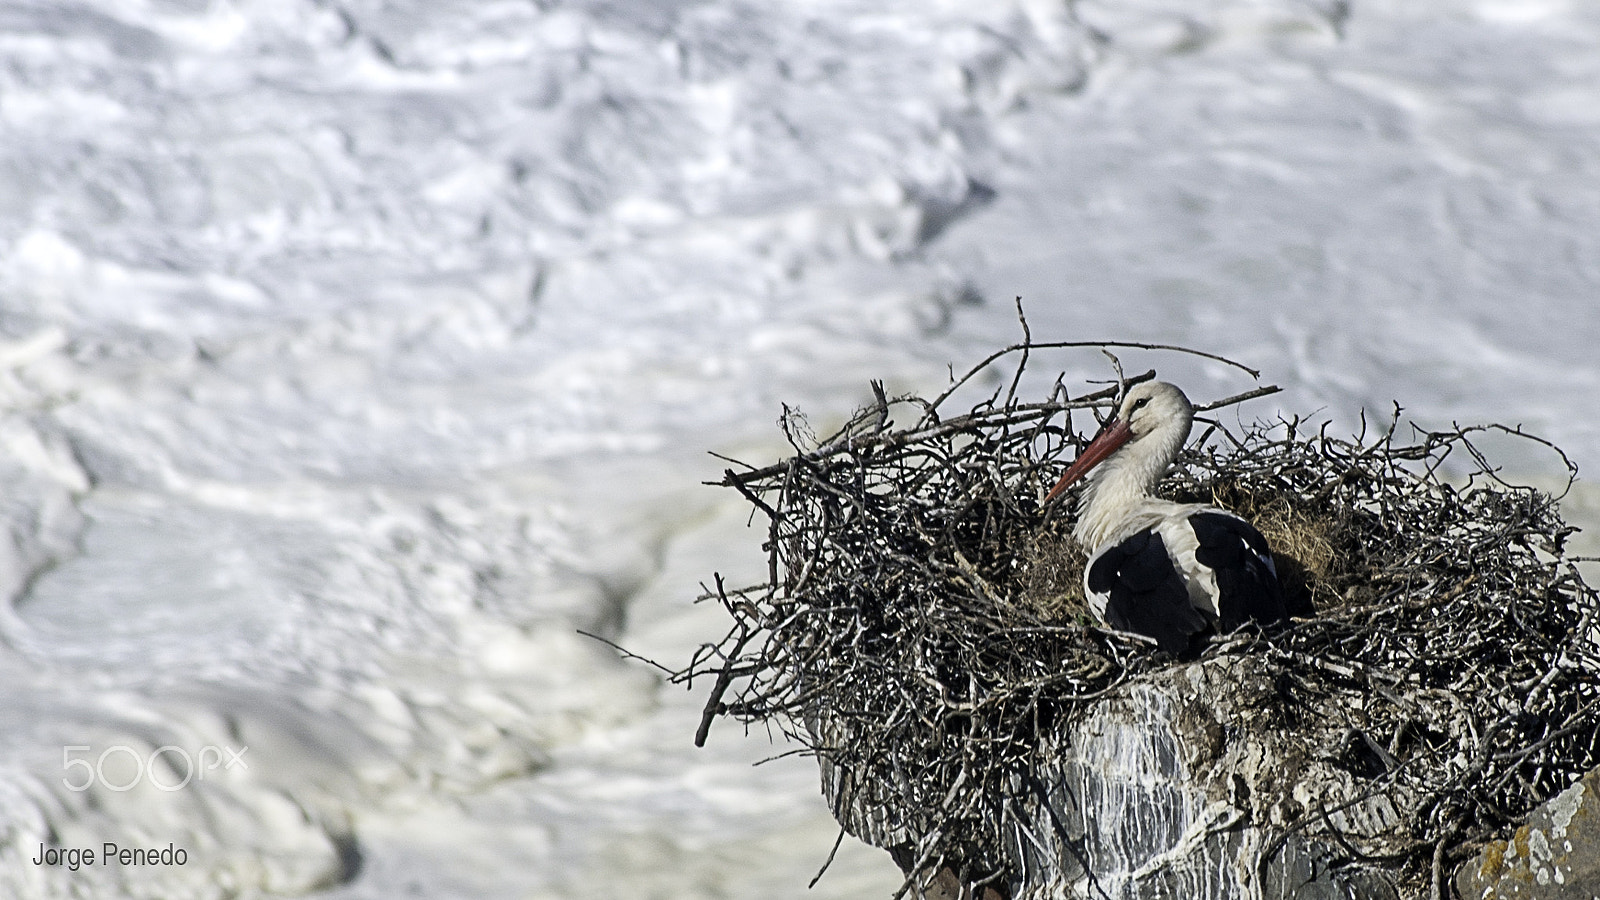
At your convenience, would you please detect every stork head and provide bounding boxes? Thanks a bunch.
[1044,381,1194,503]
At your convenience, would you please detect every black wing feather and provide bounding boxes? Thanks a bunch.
[1189,511,1287,632]
[1087,529,1208,654]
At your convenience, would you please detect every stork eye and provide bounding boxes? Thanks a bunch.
[1130,396,1150,412]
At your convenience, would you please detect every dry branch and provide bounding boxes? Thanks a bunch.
[677,340,1600,898]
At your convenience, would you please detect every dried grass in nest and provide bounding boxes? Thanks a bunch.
[676,339,1600,899]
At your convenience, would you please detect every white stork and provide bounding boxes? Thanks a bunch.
[1045,381,1287,654]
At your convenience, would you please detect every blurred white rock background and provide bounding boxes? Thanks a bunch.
[0,1,1596,897]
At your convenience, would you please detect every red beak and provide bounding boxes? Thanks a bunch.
[1045,418,1133,503]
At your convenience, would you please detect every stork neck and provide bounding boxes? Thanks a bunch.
[1072,431,1185,551]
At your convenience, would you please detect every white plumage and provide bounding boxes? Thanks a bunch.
[1046,381,1286,653]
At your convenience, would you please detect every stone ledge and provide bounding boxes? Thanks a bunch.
[1456,766,1600,899]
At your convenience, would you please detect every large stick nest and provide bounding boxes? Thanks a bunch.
[680,341,1600,898]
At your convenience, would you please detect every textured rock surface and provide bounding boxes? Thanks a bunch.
[825,655,1407,899]
[1456,766,1600,899]
[1018,658,1401,900]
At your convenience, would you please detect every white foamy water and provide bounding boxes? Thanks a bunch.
[0,1,1596,897]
